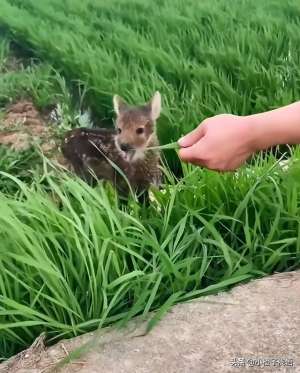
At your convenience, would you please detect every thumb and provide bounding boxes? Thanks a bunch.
[178,124,206,148]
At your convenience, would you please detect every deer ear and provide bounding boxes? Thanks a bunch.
[113,95,128,116]
[149,91,161,121]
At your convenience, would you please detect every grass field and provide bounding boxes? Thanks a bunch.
[1,0,300,360]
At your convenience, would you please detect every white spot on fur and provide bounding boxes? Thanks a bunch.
[132,149,145,162]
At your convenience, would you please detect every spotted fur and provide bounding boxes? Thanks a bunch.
[61,92,162,195]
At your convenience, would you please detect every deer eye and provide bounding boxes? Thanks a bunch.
[117,128,122,134]
[136,127,144,135]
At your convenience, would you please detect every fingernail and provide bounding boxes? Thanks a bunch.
[178,137,186,146]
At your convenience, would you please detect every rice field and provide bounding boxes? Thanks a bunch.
[0,0,300,360]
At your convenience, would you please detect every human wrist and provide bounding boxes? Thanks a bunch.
[243,113,284,152]
[238,114,266,153]
[243,102,300,152]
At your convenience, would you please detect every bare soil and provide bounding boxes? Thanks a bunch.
[0,100,66,165]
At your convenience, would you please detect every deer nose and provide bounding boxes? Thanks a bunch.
[120,143,132,152]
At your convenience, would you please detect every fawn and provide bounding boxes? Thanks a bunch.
[61,92,162,196]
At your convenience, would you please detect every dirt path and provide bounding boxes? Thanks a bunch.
[1,270,299,373]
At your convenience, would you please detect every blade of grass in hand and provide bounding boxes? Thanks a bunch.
[146,142,179,151]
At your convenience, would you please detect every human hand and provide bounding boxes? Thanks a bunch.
[178,114,257,171]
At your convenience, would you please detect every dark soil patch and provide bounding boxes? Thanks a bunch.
[0,100,66,164]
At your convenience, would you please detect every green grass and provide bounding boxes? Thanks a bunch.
[1,0,300,169]
[0,40,57,109]
[0,36,88,128]
[0,0,300,361]
[0,147,42,194]
[1,153,300,359]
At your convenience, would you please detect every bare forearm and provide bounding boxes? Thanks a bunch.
[178,101,300,172]
[248,101,300,151]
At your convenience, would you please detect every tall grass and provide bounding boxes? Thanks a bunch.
[1,0,300,360]
[1,153,300,358]
[0,0,300,168]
